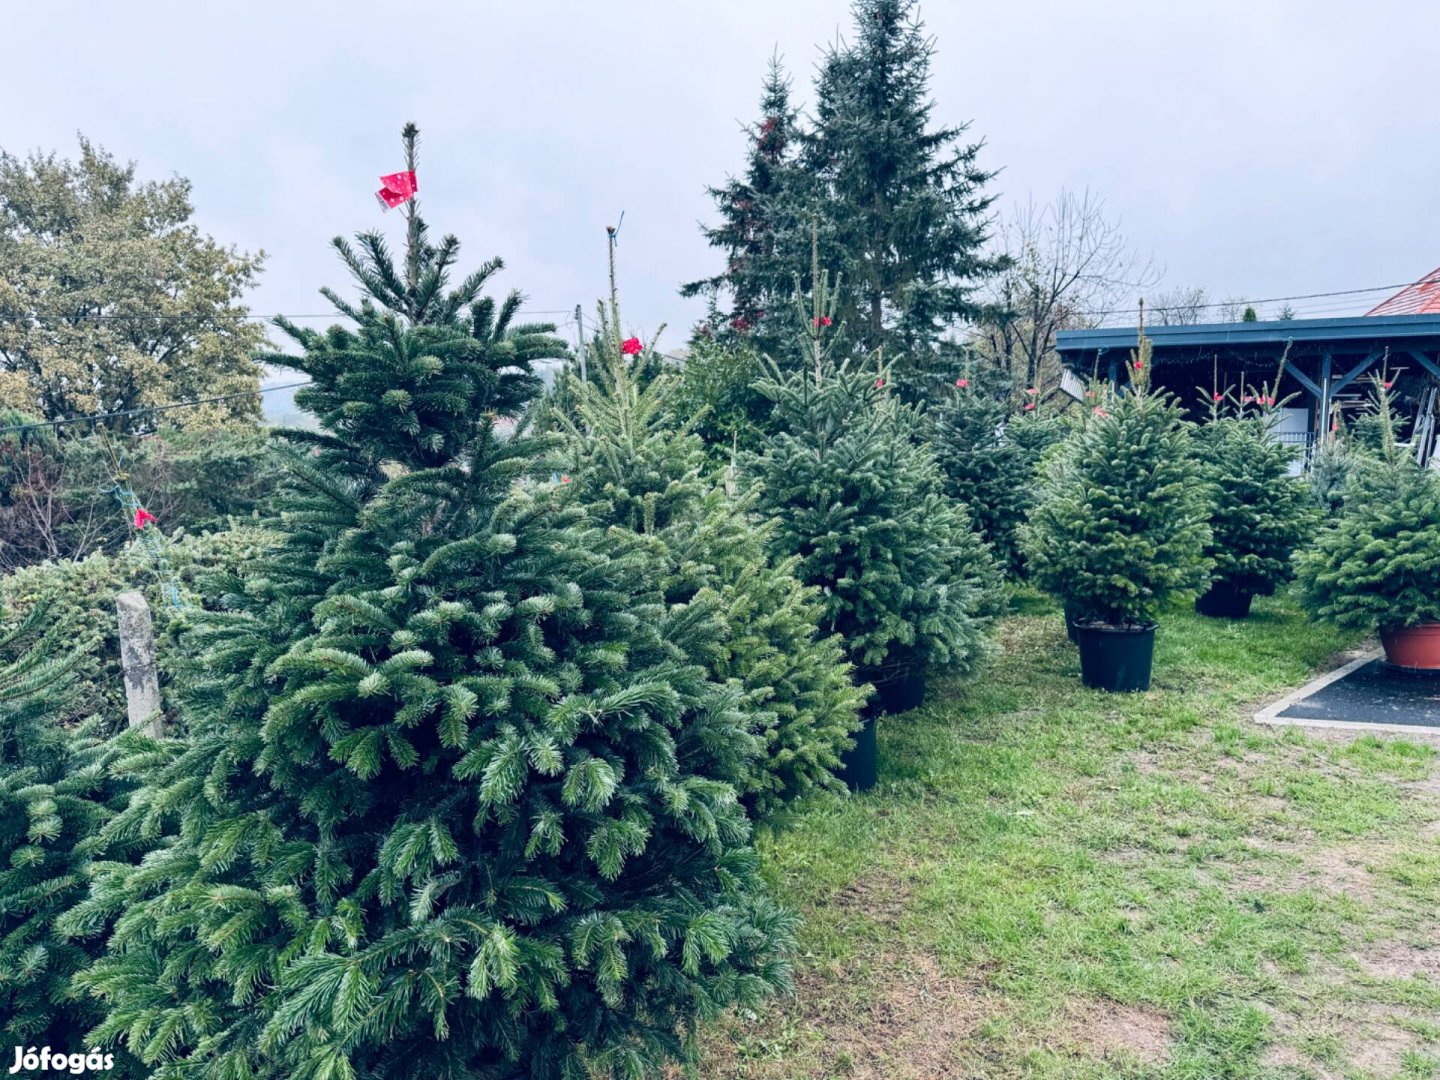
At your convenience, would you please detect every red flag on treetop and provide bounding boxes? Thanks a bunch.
[376,169,418,211]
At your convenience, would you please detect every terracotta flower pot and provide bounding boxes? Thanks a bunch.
[1379,623,1440,671]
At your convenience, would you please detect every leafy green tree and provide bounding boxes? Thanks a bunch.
[1194,409,1316,599]
[1297,386,1440,633]
[806,0,1007,375]
[0,600,145,1076]
[556,316,863,817]
[1022,339,1212,626]
[744,308,996,690]
[80,242,794,1079]
[0,137,264,426]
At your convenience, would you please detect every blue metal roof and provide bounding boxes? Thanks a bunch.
[1057,313,1440,361]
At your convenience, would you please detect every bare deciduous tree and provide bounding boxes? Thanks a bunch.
[973,189,1159,392]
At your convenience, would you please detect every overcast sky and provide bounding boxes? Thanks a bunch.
[6,0,1439,367]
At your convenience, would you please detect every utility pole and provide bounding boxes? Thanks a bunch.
[575,303,586,383]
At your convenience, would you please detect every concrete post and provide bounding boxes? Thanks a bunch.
[115,591,163,737]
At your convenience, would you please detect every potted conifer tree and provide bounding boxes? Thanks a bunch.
[928,364,1062,577]
[1297,383,1440,669]
[1022,335,1212,691]
[1193,398,1317,618]
[552,277,865,816]
[745,288,997,788]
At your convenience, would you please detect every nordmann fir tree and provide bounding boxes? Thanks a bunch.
[927,362,1061,576]
[0,600,145,1077]
[1193,387,1317,616]
[1022,332,1212,629]
[79,216,794,1076]
[553,280,863,817]
[744,278,998,707]
[1296,379,1440,638]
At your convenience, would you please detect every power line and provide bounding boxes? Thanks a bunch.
[0,278,1424,326]
[0,380,313,437]
[1074,280,1412,321]
[0,308,574,324]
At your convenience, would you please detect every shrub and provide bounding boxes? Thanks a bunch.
[0,417,282,572]
[1022,339,1212,626]
[0,526,276,724]
[745,356,997,689]
[1195,410,1317,597]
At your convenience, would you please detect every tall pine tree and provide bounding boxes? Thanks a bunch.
[80,210,793,1077]
[809,0,1007,375]
[687,2,1006,381]
[681,55,811,355]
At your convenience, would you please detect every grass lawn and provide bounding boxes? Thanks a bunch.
[699,592,1440,1079]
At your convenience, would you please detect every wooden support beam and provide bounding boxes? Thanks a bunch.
[1317,354,1334,445]
[1408,350,1440,381]
[1284,360,1323,398]
[1331,352,1381,394]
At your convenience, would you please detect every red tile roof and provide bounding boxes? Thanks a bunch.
[1368,268,1440,316]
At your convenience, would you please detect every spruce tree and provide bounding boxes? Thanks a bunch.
[807,0,1007,375]
[1194,406,1316,601]
[1022,338,1212,627]
[0,601,144,1076]
[80,235,793,1078]
[927,365,1061,575]
[681,56,811,354]
[744,294,997,692]
[555,300,863,817]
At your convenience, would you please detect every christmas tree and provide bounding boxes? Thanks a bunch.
[744,293,997,697]
[681,55,812,353]
[1194,402,1316,610]
[79,223,793,1078]
[927,364,1061,575]
[0,601,144,1076]
[555,287,863,817]
[806,0,1006,376]
[1022,336,1212,628]
[1297,383,1440,634]
[687,1,1006,380]
[325,123,505,327]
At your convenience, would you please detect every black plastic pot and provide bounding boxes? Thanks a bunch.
[839,715,878,792]
[1075,621,1157,692]
[1195,582,1254,619]
[1063,601,1081,644]
[873,669,927,714]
